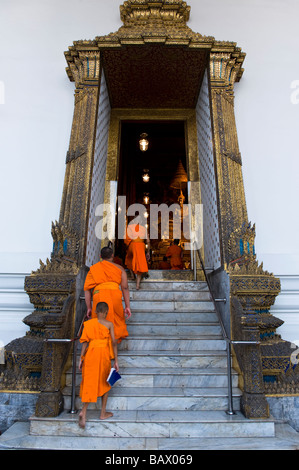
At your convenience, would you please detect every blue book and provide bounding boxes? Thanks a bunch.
[107,368,121,386]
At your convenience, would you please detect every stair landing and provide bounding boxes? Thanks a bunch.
[1,273,299,450]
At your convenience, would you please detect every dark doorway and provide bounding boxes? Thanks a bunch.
[116,120,191,269]
[118,120,187,206]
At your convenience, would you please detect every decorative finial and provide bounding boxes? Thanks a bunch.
[120,0,191,25]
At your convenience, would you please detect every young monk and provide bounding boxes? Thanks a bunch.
[84,246,131,343]
[166,239,184,270]
[78,301,118,428]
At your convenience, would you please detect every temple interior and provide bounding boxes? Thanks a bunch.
[116,120,191,269]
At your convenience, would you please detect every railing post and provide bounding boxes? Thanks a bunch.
[231,297,269,419]
[193,245,197,281]
[44,305,86,415]
[196,248,235,415]
[226,341,235,415]
[69,339,78,414]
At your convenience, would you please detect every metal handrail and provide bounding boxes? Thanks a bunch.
[194,247,259,415]
[44,262,260,418]
[44,307,87,414]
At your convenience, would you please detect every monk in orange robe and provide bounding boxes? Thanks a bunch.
[78,301,118,427]
[125,223,149,290]
[113,254,123,266]
[166,239,184,270]
[84,246,131,343]
[159,256,171,270]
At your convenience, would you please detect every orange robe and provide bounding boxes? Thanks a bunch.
[125,224,148,274]
[79,319,114,403]
[166,245,183,270]
[84,260,128,343]
[113,256,123,266]
[159,260,171,270]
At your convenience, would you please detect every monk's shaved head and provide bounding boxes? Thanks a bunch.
[96,301,109,315]
[101,247,113,260]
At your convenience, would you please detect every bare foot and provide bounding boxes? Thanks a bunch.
[100,412,113,420]
[78,412,86,429]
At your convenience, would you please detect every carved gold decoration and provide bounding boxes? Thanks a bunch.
[170,160,188,189]
[227,221,281,314]
[64,0,245,111]
[0,217,80,413]
[228,220,299,408]
[231,296,270,418]
[120,0,191,24]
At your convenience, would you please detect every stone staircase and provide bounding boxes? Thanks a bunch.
[1,272,299,450]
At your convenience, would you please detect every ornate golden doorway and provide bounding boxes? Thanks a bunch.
[95,38,209,272]
[61,0,247,271]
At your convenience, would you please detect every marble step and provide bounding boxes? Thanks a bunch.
[128,300,215,311]
[129,290,212,301]
[126,322,222,336]
[139,270,194,281]
[128,280,209,291]
[29,409,275,439]
[4,420,299,450]
[63,386,242,412]
[118,336,226,351]
[72,349,229,370]
[116,350,229,369]
[66,366,238,388]
[129,311,218,322]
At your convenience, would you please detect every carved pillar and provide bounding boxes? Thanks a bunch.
[0,48,102,416]
[231,297,270,418]
[27,280,76,417]
[61,49,101,265]
[209,51,247,265]
[30,49,102,415]
[24,223,80,417]
[208,50,299,413]
[227,223,299,416]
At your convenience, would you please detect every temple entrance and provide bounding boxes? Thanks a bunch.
[3,0,286,428]
[115,120,191,270]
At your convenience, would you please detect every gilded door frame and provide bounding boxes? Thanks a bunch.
[102,107,202,247]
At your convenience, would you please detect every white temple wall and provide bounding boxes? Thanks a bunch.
[0,0,298,345]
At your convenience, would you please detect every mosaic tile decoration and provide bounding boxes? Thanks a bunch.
[196,70,221,270]
[85,72,111,267]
